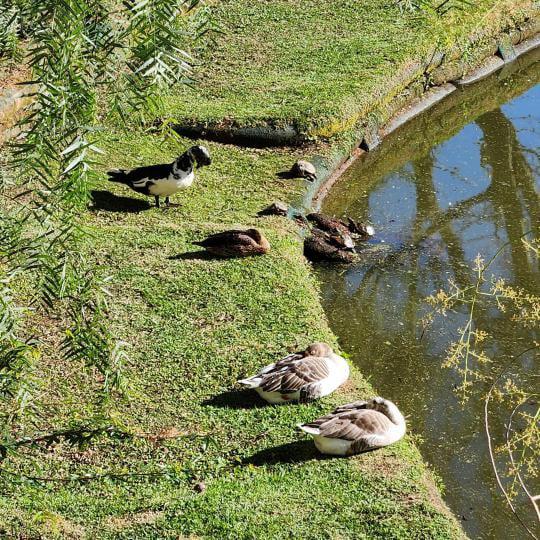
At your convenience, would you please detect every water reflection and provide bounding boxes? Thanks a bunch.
[319,51,539,539]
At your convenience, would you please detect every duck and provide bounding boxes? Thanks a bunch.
[307,213,374,239]
[290,160,317,182]
[304,228,356,263]
[238,342,349,404]
[347,217,375,238]
[298,397,406,456]
[257,201,289,217]
[107,145,211,208]
[192,228,270,258]
[307,213,350,235]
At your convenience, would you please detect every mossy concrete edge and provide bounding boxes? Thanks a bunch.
[171,13,539,149]
[304,29,540,211]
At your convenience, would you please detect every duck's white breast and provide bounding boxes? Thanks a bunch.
[255,388,301,404]
[313,436,353,455]
[149,171,195,196]
[318,355,349,396]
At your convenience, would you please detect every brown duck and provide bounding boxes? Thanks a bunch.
[304,229,355,263]
[307,213,374,239]
[193,228,270,258]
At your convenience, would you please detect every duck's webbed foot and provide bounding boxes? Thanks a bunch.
[164,196,181,208]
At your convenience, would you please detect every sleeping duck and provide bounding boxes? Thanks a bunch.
[307,213,374,239]
[107,145,211,208]
[299,397,406,456]
[304,228,356,263]
[193,228,270,258]
[238,342,349,404]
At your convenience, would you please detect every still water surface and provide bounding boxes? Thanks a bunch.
[318,50,539,539]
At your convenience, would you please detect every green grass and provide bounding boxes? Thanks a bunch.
[6,0,537,536]
[0,131,463,539]
[161,0,537,137]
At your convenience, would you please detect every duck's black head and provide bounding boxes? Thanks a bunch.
[189,145,212,168]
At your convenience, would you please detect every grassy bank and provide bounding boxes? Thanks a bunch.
[2,0,536,538]
[1,132,463,538]
[162,0,538,138]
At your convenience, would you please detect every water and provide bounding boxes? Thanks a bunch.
[318,50,540,539]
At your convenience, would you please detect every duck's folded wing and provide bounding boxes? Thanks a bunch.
[260,356,330,392]
[258,352,302,375]
[317,410,393,441]
[116,163,171,183]
[333,400,369,412]
[300,401,368,431]
[308,213,347,234]
[198,231,256,247]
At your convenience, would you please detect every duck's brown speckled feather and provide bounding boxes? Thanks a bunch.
[196,230,258,247]
[260,355,330,393]
[319,410,394,440]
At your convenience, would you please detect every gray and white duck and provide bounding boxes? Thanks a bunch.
[238,342,349,404]
[299,397,406,456]
[107,145,211,208]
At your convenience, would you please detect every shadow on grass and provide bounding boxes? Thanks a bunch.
[90,190,151,213]
[168,251,218,261]
[169,251,264,261]
[276,170,296,179]
[202,388,267,410]
[242,440,328,465]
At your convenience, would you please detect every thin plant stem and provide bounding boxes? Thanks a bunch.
[484,345,539,539]
[506,400,540,523]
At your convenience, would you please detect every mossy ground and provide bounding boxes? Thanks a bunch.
[3,0,535,537]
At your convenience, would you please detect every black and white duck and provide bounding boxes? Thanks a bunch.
[238,342,349,404]
[107,145,211,208]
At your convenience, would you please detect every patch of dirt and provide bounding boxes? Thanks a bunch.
[105,510,165,530]
[0,61,30,91]
[35,512,85,539]
[137,425,187,445]
[337,377,362,396]
[0,60,33,146]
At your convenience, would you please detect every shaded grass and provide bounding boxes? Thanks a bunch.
[0,131,463,538]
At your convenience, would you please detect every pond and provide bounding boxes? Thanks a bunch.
[317,49,539,539]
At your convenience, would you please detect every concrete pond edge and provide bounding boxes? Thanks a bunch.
[171,14,539,149]
[302,28,540,211]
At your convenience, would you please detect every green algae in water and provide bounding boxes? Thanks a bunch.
[319,49,540,539]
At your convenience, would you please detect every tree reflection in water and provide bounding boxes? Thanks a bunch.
[318,53,539,539]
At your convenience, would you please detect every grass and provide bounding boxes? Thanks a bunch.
[161,0,538,137]
[0,131,464,539]
[4,0,536,536]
